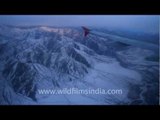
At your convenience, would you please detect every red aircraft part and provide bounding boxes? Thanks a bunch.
[82,26,90,37]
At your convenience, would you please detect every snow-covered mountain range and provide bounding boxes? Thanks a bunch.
[0,25,159,105]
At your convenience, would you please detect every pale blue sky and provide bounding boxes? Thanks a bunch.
[0,15,159,33]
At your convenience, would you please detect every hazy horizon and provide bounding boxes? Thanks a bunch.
[0,15,159,34]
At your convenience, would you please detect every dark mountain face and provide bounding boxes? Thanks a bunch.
[0,26,158,105]
[3,61,37,101]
